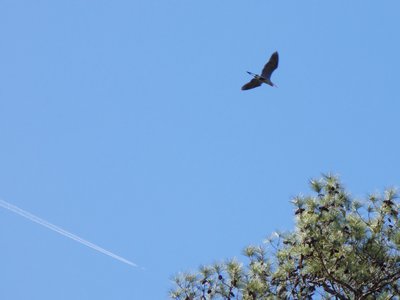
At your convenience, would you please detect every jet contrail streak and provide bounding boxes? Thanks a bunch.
[0,199,138,268]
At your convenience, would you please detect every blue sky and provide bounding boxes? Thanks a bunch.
[1,1,399,299]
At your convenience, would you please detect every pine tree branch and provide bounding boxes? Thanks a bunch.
[314,244,356,297]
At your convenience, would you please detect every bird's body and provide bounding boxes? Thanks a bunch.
[242,51,279,90]
[246,71,274,86]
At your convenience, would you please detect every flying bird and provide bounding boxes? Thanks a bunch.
[241,51,279,90]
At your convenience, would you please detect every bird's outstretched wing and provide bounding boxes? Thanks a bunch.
[261,51,279,80]
[241,78,262,90]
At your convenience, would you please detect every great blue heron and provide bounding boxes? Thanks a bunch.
[241,51,279,90]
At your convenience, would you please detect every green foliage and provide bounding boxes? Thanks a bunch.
[170,175,400,300]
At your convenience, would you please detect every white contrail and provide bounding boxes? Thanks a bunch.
[0,199,138,268]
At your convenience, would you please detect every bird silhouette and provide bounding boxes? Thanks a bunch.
[241,51,279,90]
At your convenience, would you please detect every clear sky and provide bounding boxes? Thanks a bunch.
[1,1,399,299]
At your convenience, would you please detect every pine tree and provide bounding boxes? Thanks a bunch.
[170,175,400,300]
